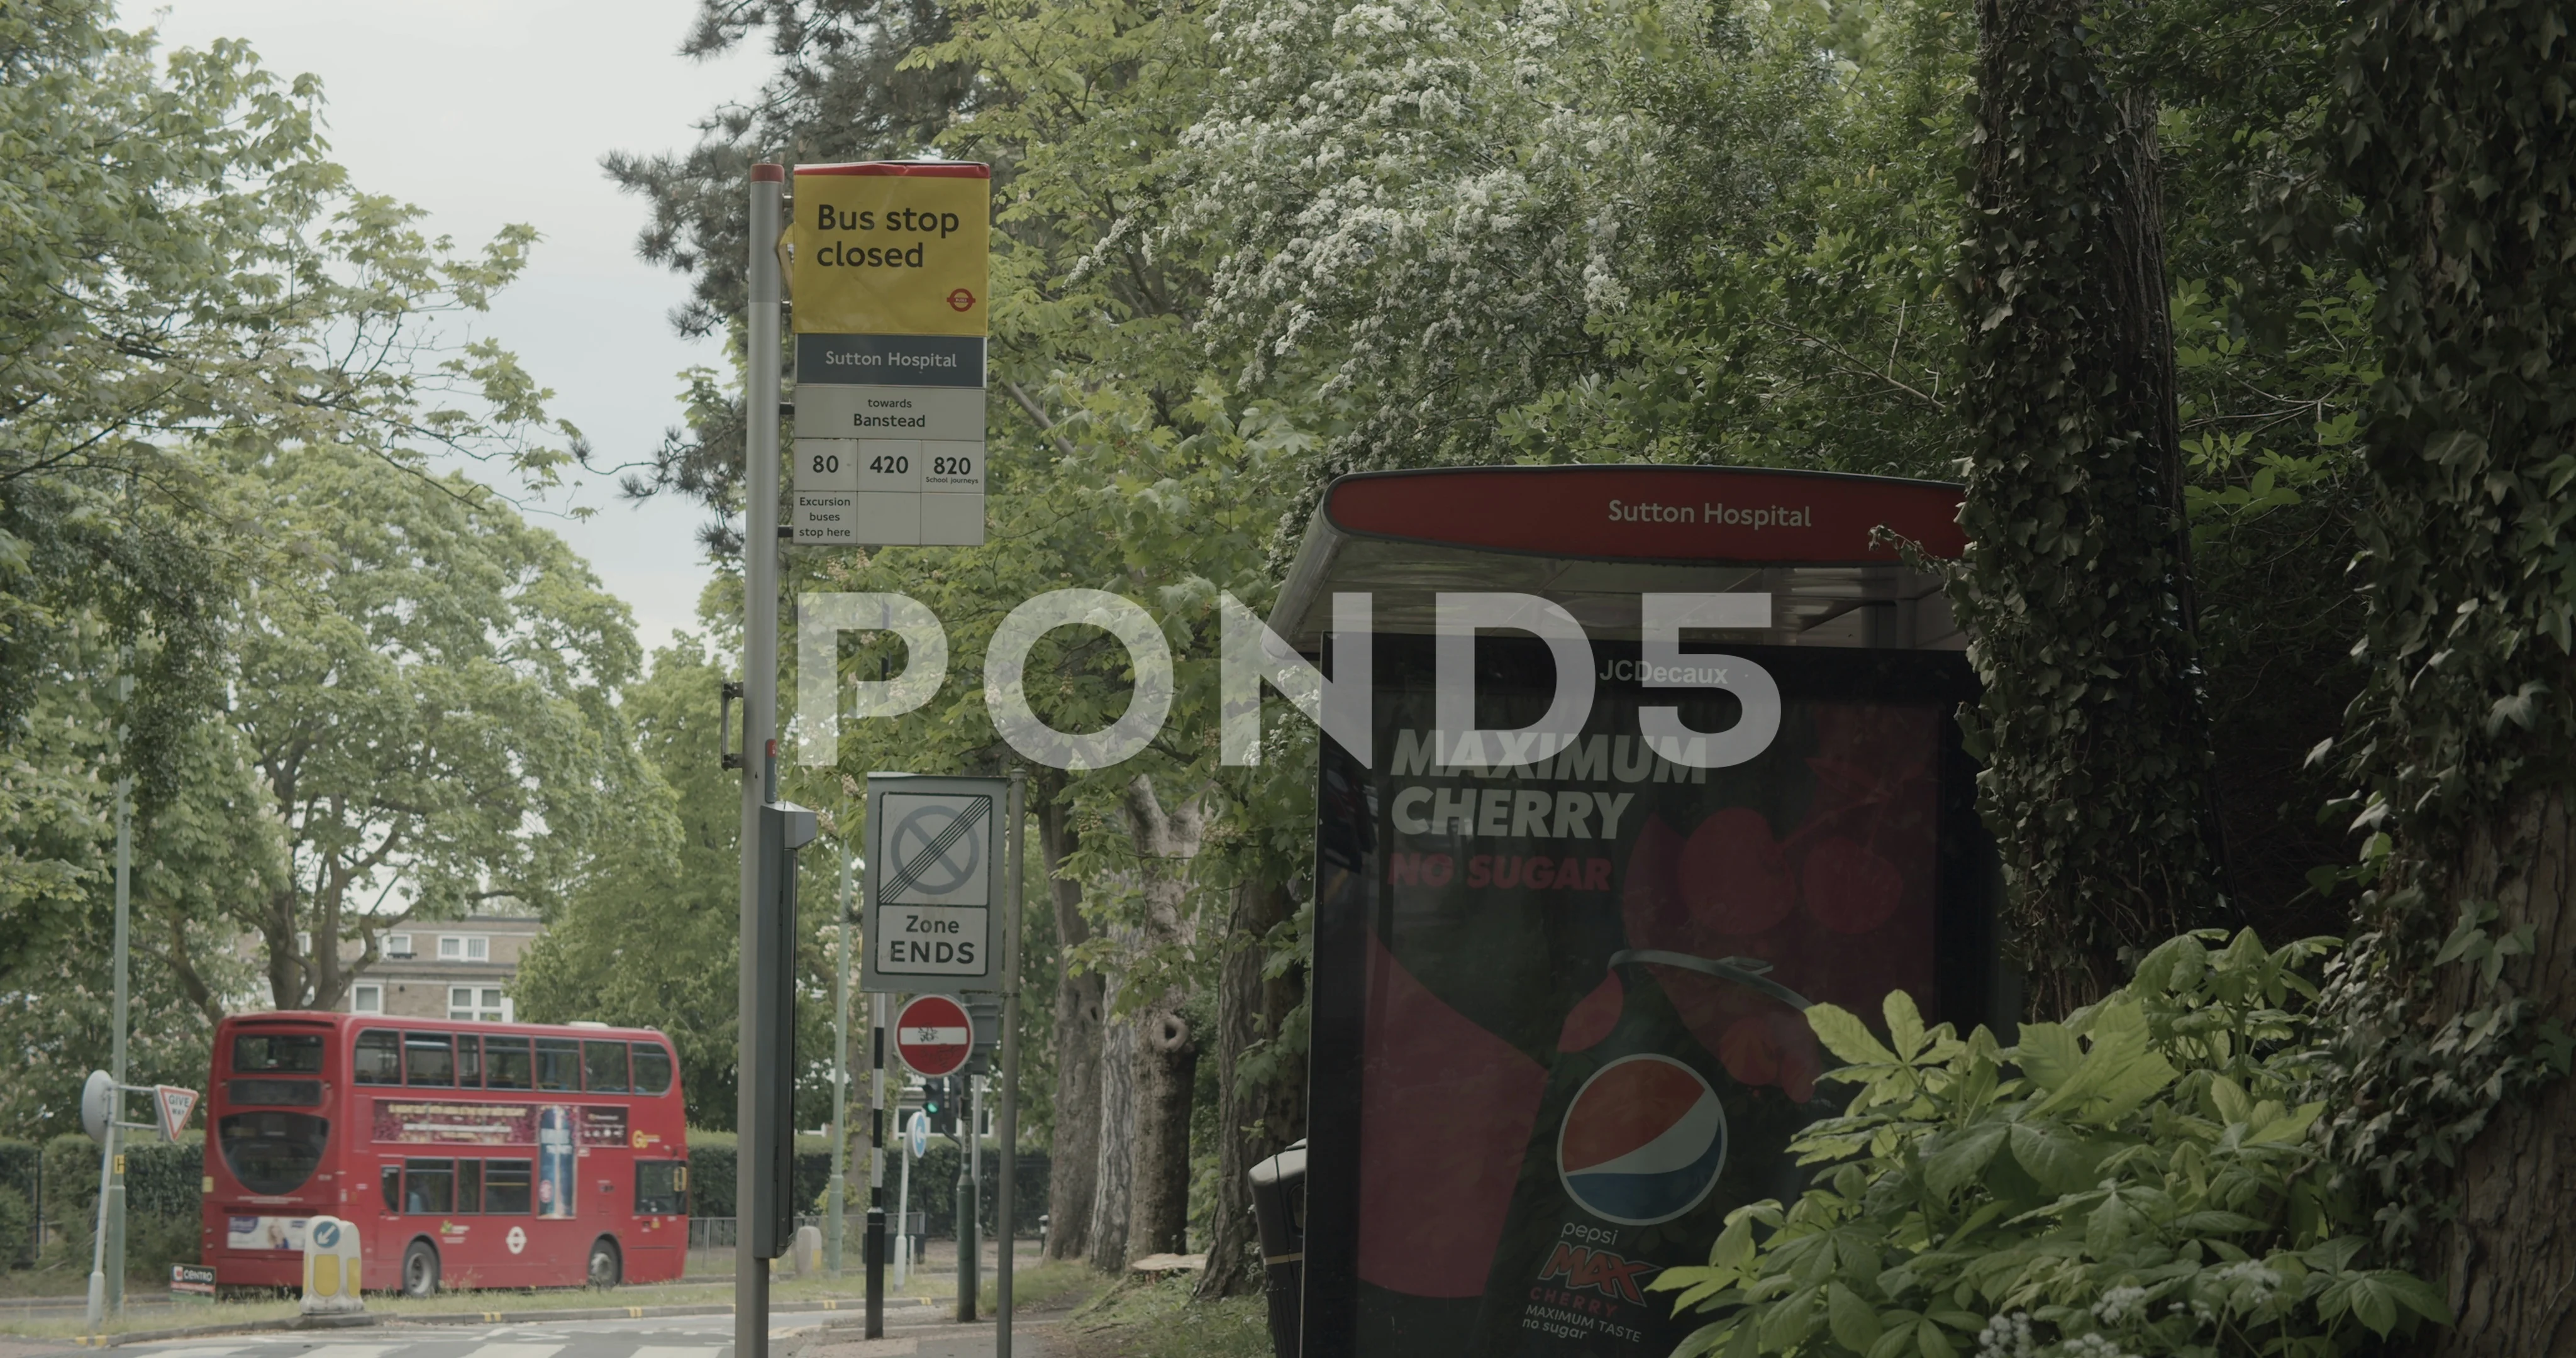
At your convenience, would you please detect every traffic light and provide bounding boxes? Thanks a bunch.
[923,1077,956,1135]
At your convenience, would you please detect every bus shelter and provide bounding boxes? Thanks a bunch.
[1270,466,2002,1357]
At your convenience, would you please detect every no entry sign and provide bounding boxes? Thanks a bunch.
[894,993,972,1078]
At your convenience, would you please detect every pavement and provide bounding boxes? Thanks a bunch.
[0,1310,1060,1358]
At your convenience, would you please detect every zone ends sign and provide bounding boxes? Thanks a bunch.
[789,163,991,338]
[862,772,1009,995]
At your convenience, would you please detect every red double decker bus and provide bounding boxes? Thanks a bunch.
[202,1012,691,1296]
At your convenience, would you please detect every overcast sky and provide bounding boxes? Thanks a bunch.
[146,0,770,660]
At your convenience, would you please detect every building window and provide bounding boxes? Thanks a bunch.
[448,986,509,1022]
[352,984,383,1014]
[385,934,413,958]
[437,936,491,961]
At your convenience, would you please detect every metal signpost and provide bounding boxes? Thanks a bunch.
[751,155,1011,1351]
[829,847,855,1278]
[733,160,787,1358]
[82,1068,190,1333]
[867,990,888,1337]
[863,771,1024,1352]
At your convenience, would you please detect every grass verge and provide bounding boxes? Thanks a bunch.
[0,1269,909,1340]
[1053,1274,1268,1358]
[975,1259,1098,1315]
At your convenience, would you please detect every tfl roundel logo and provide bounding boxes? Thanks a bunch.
[1557,1054,1728,1226]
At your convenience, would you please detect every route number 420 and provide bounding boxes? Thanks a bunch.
[870,453,910,473]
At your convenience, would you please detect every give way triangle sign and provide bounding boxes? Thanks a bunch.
[153,1085,198,1141]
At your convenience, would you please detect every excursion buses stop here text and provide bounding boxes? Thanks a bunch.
[203,1011,690,1296]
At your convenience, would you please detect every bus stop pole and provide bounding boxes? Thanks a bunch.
[866,993,887,1337]
[996,766,1024,1357]
[734,159,785,1358]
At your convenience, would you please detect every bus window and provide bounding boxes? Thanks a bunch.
[382,1164,400,1212]
[402,1159,455,1213]
[486,1037,533,1090]
[355,1030,401,1085]
[631,1043,673,1096]
[227,1078,321,1107]
[484,1159,533,1213]
[535,1038,580,1091]
[404,1034,455,1086]
[582,1041,629,1093]
[217,1110,330,1195]
[232,1032,325,1074]
[635,1161,686,1215]
[457,1035,483,1088]
[457,1159,482,1213]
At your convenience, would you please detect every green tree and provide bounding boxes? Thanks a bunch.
[514,627,838,1130]
[184,442,648,1015]
[4,1,588,998]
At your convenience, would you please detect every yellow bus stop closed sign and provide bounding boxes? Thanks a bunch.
[790,162,990,337]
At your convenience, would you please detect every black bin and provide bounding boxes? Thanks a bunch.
[1248,1140,1308,1358]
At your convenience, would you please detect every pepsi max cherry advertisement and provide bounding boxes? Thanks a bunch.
[1307,634,1981,1357]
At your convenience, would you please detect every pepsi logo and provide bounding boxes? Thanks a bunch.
[1557,1054,1728,1226]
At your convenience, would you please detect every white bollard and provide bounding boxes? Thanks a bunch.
[300,1217,364,1315]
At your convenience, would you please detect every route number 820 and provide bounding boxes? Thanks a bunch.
[932,455,974,477]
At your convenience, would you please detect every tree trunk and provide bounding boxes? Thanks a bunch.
[1037,787,1105,1262]
[1128,1006,1198,1258]
[1197,877,1307,1299]
[1116,776,1206,1264]
[2315,6,2576,1348]
[1087,1007,1138,1272]
[1953,0,2225,1012]
[2423,787,2576,1355]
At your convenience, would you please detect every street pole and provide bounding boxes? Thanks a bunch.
[896,1116,913,1288]
[969,1076,983,1309]
[88,669,134,1329]
[865,993,886,1337]
[953,1113,975,1323]
[828,846,851,1278]
[735,158,786,1358]
[997,766,1024,1358]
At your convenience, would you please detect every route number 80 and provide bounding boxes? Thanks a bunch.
[809,453,840,474]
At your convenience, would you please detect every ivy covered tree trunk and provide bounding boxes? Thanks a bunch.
[1196,878,1306,1299]
[1953,0,2228,1013]
[2318,4,2576,1351]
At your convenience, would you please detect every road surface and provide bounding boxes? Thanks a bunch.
[9,1310,1055,1358]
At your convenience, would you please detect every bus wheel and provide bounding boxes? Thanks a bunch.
[587,1237,621,1289]
[401,1239,440,1298]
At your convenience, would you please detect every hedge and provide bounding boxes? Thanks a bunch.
[35,1135,202,1276]
[0,1140,36,1267]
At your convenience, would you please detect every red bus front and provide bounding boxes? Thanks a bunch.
[205,1013,691,1293]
